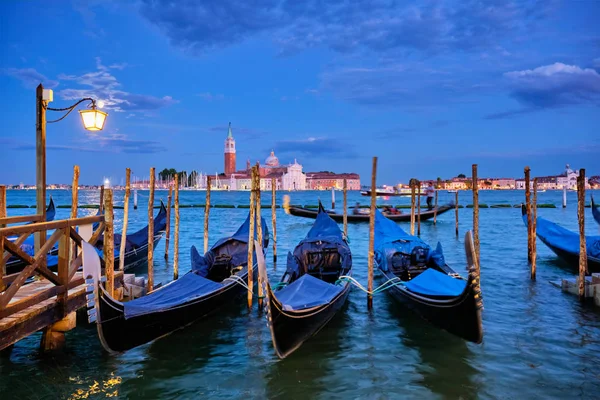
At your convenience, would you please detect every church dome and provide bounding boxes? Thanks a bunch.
[265,150,279,167]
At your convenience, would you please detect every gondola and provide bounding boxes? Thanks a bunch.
[592,195,600,226]
[262,203,352,358]
[521,204,600,273]
[85,213,269,353]
[95,201,168,270]
[374,209,483,343]
[285,202,453,223]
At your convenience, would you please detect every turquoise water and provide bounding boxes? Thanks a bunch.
[1,189,600,399]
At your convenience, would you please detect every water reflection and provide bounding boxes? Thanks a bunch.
[265,304,350,399]
[388,303,480,399]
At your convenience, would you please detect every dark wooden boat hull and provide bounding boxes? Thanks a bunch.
[265,281,351,358]
[538,237,600,273]
[96,266,257,353]
[287,204,453,223]
[379,268,483,343]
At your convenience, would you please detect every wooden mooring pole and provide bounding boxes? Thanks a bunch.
[562,185,567,208]
[525,166,532,264]
[410,183,416,236]
[204,176,211,254]
[35,84,46,260]
[134,189,138,210]
[174,174,180,280]
[70,166,79,263]
[368,157,377,310]
[164,185,172,259]
[99,186,105,213]
[472,164,480,269]
[577,170,587,300]
[417,182,421,236]
[147,167,155,291]
[271,178,277,262]
[256,166,264,309]
[104,189,115,297]
[455,191,459,237]
[247,166,257,309]
[343,178,348,237]
[331,187,335,210]
[433,189,438,225]
[119,168,131,271]
[0,186,7,229]
[531,177,537,280]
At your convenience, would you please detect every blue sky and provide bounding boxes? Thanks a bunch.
[1,0,599,185]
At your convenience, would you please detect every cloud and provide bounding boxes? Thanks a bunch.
[139,0,556,56]
[57,58,177,112]
[487,62,600,118]
[2,68,59,88]
[197,92,225,101]
[273,137,357,158]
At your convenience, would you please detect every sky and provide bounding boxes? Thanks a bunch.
[1,0,599,185]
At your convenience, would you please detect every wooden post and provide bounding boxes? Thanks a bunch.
[343,178,348,237]
[0,186,6,229]
[174,174,180,280]
[271,177,277,262]
[0,185,5,284]
[134,189,138,210]
[104,189,115,297]
[164,185,172,259]
[147,167,155,291]
[525,166,532,264]
[410,183,416,236]
[433,190,438,225]
[368,157,378,310]
[531,177,537,280]
[331,187,335,209]
[256,165,264,309]
[562,185,567,208]
[417,182,421,236]
[455,191,459,237]
[99,186,105,213]
[577,170,587,300]
[119,168,131,271]
[472,164,480,269]
[35,84,47,259]
[70,166,79,219]
[247,166,256,308]
[204,176,211,254]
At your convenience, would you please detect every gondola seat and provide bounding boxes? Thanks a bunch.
[275,274,343,311]
[403,268,466,297]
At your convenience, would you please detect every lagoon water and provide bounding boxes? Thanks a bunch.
[1,189,600,399]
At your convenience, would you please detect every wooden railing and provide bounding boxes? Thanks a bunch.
[0,215,105,319]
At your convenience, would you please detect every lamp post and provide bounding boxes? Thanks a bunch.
[35,83,107,254]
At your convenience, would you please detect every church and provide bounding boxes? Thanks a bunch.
[220,123,307,191]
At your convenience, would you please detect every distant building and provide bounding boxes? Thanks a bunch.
[305,172,361,190]
[515,164,589,190]
[224,122,236,176]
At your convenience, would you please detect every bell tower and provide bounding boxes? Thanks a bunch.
[224,122,236,175]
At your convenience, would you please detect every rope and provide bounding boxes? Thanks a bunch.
[336,275,406,295]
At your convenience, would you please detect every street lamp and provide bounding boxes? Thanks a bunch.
[34,83,109,252]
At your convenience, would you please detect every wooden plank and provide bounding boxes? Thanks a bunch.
[0,185,6,229]
[0,215,104,237]
[35,84,47,269]
[57,227,69,316]
[104,190,115,297]
[147,168,155,291]
[2,238,61,286]
[0,215,43,226]
[0,229,63,309]
[2,232,32,265]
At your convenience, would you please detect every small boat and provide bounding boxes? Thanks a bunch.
[86,213,269,353]
[262,203,352,358]
[285,202,453,223]
[374,210,483,343]
[521,205,600,272]
[447,190,458,193]
[45,196,56,221]
[361,187,425,197]
[592,195,600,226]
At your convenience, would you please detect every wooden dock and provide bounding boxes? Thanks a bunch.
[0,271,124,351]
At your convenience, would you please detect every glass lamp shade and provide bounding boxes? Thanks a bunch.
[79,109,107,131]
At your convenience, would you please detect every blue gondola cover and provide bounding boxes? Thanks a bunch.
[123,273,222,319]
[403,268,466,297]
[275,274,343,311]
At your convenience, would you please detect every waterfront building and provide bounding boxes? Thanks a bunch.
[305,172,361,190]
[515,164,590,190]
[490,178,515,189]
